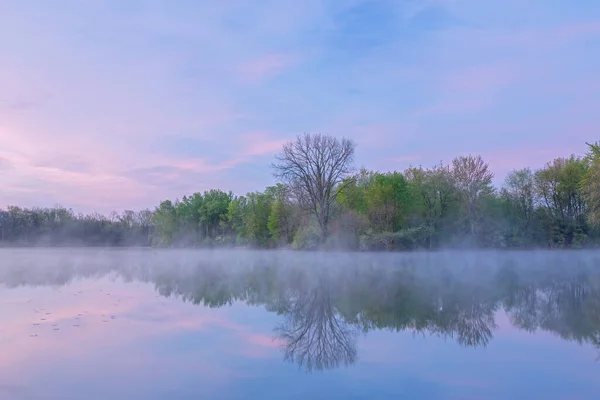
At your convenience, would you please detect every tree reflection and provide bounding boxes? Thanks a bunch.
[2,250,600,370]
[275,275,357,371]
[503,276,600,346]
[452,301,496,347]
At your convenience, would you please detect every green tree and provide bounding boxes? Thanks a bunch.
[176,193,203,244]
[581,142,600,227]
[364,172,410,232]
[405,163,457,247]
[198,189,232,240]
[337,169,372,215]
[227,196,247,240]
[266,184,298,244]
[535,156,588,246]
[151,200,178,246]
[500,168,537,246]
[243,191,274,246]
[452,155,495,241]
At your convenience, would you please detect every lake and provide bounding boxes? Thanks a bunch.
[1,248,599,399]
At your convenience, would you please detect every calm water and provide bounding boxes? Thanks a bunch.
[1,249,599,399]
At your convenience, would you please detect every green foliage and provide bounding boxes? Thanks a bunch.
[242,191,274,247]
[151,200,178,246]
[358,225,432,251]
[339,170,412,234]
[292,223,322,250]
[581,142,600,227]
[499,169,539,247]
[265,184,298,245]
[3,140,600,251]
[198,189,233,239]
[364,171,410,232]
[267,200,283,241]
[337,169,371,214]
[534,155,589,247]
[451,155,495,240]
[227,196,246,238]
[404,163,457,248]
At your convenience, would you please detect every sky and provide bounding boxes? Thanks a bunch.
[1,0,599,213]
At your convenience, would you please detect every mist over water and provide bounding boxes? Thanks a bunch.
[1,248,600,399]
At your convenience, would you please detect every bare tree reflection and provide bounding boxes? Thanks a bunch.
[453,301,496,347]
[4,250,600,367]
[275,276,357,372]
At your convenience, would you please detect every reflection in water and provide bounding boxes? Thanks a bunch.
[2,249,600,372]
[275,276,357,371]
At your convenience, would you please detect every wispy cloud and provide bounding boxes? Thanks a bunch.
[237,53,299,83]
[1,0,599,211]
[441,63,517,95]
[238,132,290,157]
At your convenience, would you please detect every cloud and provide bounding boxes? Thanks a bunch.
[245,333,284,348]
[1,0,599,210]
[32,156,91,174]
[0,156,13,170]
[441,63,517,95]
[0,100,40,112]
[0,283,265,396]
[237,53,298,83]
[238,132,290,157]
[122,158,242,189]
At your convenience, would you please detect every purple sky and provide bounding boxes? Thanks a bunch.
[1,0,599,213]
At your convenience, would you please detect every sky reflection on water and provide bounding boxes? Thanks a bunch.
[1,249,599,399]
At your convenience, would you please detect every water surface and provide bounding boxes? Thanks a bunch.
[1,249,599,399]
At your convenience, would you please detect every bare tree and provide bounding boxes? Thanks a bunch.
[272,133,356,240]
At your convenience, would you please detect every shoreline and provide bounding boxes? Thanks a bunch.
[1,244,598,252]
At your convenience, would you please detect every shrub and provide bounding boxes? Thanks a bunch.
[292,224,322,250]
[359,225,432,251]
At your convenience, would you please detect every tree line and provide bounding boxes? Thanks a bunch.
[1,134,599,249]
[0,207,153,246]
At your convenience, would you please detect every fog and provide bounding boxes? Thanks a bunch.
[3,248,600,372]
[5,248,600,286]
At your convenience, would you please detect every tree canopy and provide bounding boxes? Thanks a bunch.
[1,136,599,250]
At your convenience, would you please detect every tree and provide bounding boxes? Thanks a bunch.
[337,168,372,215]
[6,138,600,250]
[242,191,273,247]
[176,193,203,244]
[266,184,298,245]
[451,155,494,240]
[581,142,600,227]
[151,200,178,245]
[198,189,232,239]
[535,156,588,246]
[405,162,457,248]
[272,133,356,241]
[500,168,537,245]
[227,196,247,239]
[364,172,410,233]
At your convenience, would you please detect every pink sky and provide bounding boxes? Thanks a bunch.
[1,0,598,213]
